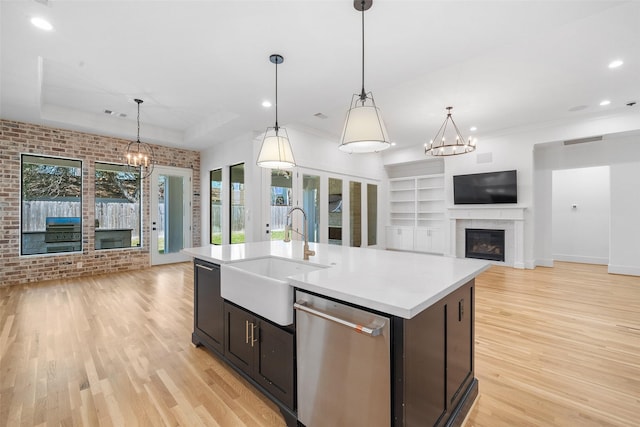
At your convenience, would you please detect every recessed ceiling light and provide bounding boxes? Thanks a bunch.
[31,17,53,31]
[599,100,611,106]
[104,109,127,118]
[608,59,623,69]
[391,142,396,146]
[568,105,588,112]
[261,100,272,108]
[469,126,477,132]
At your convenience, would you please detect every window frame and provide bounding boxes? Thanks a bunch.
[20,153,83,256]
[94,161,142,250]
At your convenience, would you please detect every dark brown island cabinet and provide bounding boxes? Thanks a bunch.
[191,258,477,427]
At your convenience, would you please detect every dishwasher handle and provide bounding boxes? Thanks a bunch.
[294,300,385,337]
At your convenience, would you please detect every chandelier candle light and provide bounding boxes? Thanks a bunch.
[339,0,391,154]
[126,98,155,178]
[257,54,296,169]
[425,106,477,156]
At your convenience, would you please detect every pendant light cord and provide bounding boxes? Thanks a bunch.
[360,0,366,102]
[275,59,279,131]
[136,101,141,143]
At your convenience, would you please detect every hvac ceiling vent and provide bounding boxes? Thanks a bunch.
[563,136,603,146]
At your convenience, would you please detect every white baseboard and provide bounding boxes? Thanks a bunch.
[535,258,554,267]
[608,264,640,277]
[552,254,608,265]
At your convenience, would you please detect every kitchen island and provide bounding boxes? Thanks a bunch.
[183,241,489,427]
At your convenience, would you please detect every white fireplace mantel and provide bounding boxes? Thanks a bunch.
[448,206,527,269]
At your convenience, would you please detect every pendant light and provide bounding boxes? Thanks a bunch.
[425,107,477,156]
[257,54,296,169]
[339,0,391,154]
[126,98,155,178]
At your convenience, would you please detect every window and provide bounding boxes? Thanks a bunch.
[210,169,222,244]
[230,163,245,243]
[94,162,140,250]
[21,154,82,255]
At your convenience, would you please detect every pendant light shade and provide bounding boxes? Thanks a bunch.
[126,98,154,178]
[425,107,477,157]
[339,92,390,153]
[257,127,295,169]
[340,0,391,154]
[257,54,296,169]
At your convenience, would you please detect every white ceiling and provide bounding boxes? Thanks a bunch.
[2,0,639,151]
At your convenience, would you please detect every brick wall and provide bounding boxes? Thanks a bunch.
[0,119,201,287]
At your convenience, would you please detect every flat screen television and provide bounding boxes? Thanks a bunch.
[453,170,517,204]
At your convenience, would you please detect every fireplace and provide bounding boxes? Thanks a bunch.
[465,229,505,262]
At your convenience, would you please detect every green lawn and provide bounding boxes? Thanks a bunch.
[271,230,285,240]
[209,230,286,244]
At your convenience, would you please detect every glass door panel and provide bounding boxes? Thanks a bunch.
[303,175,320,243]
[210,169,222,244]
[367,183,377,246]
[230,163,245,244]
[270,169,293,240]
[349,181,361,247]
[328,178,342,245]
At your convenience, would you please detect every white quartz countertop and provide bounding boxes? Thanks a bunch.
[182,241,490,319]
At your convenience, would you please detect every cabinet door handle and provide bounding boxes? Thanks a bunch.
[245,320,249,344]
[250,323,257,347]
[196,264,214,271]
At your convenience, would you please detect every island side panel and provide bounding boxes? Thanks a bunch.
[193,259,225,355]
[394,279,477,427]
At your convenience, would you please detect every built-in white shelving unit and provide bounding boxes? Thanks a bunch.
[386,174,444,254]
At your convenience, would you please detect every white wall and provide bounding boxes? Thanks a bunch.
[534,131,640,275]
[199,125,387,247]
[610,162,640,275]
[551,167,610,265]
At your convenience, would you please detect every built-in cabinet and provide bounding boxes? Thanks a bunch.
[387,174,444,254]
[224,302,295,410]
[193,259,225,354]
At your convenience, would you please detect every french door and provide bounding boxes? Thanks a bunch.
[150,166,192,265]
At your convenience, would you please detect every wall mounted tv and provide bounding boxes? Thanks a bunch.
[453,170,517,204]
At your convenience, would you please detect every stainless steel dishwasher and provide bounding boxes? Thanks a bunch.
[294,290,390,427]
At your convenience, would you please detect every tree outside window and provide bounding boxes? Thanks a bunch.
[21,154,82,255]
[94,162,141,249]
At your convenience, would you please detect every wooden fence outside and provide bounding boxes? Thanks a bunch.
[22,201,140,240]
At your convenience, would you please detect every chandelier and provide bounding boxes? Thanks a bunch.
[126,98,155,178]
[425,107,477,156]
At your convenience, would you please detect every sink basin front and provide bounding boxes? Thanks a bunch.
[220,257,327,325]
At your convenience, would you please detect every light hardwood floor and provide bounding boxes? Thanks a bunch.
[1,262,639,426]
